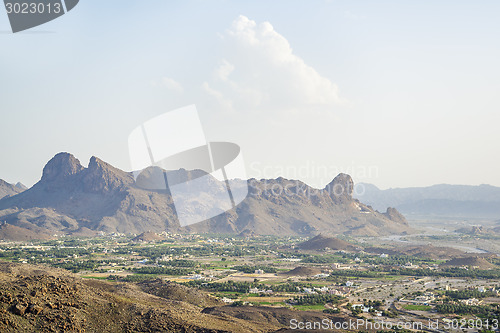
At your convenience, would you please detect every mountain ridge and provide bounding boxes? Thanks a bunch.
[354,182,500,218]
[0,153,411,239]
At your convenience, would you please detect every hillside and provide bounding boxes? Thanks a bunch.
[0,223,54,241]
[0,152,411,239]
[297,234,359,251]
[354,183,500,219]
[0,261,346,333]
[440,256,498,270]
[281,267,322,277]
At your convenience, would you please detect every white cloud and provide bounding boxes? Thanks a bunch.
[201,81,233,111]
[215,59,234,82]
[203,15,344,114]
[161,77,183,93]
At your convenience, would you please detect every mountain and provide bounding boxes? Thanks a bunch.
[0,153,180,236]
[0,179,26,200]
[0,153,410,239]
[186,174,410,236]
[354,183,500,219]
[297,234,359,251]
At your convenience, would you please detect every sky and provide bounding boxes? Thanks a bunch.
[0,0,499,189]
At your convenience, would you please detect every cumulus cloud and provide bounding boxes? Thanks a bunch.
[203,15,343,114]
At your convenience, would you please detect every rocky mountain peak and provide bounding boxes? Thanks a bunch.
[82,156,133,193]
[87,156,109,172]
[383,207,408,225]
[324,173,354,204]
[41,153,83,183]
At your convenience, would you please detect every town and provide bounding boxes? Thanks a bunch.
[1,232,499,332]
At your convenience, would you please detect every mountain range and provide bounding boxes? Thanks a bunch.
[0,153,410,239]
[354,183,500,219]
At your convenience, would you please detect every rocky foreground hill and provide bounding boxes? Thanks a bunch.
[0,261,346,332]
[0,153,411,239]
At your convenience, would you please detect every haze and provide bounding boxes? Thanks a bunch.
[0,0,499,189]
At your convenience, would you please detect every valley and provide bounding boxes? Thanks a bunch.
[0,231,499,332]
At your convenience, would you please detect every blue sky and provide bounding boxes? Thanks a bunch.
[1,0,499,189]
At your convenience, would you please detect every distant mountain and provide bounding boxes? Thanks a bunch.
[0,153,410,240]
[0,179,26,199]
[354,183,500,219]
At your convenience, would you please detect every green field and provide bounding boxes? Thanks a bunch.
[403,304,432,311]
[292,304,326,311]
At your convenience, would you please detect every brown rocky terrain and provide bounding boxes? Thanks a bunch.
[237,229,258,238]
[0,261,349,333]
[201,306,345,328]
[0,153,411,239]
[281,267,322,277]
[0,223,54,241]
[440,256,498,270]
[296,234,359,251]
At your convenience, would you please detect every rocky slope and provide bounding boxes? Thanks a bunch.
[2,261,344,332]
[0,153,411,239]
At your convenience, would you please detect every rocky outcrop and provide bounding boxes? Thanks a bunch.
[41,152,84,183]
[82,156,134,194]
[324,173,354,204]
[383,207,407,224]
